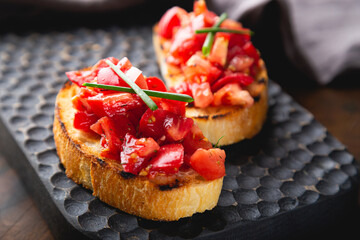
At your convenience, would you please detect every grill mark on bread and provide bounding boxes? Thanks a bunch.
[159,180,180,191]
[211,112,231,119]
[120,171,136,179]
[253,95,261,102]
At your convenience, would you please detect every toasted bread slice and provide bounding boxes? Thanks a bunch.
[53,82,223,221]
[152,26,268,146]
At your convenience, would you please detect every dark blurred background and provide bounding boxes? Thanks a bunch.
[0,0,358,239]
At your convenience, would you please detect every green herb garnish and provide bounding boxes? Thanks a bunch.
[201,12,227,56]
[83,83,194,103]
[196,27,253,35]
[214,136,225,148]
[105,60,158,111]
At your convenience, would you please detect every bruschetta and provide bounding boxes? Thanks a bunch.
[153,0,268,145]
[53,57,225,221]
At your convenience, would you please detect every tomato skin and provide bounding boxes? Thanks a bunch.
[211,73,254,92]
[73,111,99,132]
[191,82,214,108]
[121,134,160,175]
[149,144,184,175]
[182,124,212,155]
[97,67,120,86]
[146,76,167,92]
[159,7,182,39]
[163,115,193,142]
[139,109,167,140]
[190,148,226,180]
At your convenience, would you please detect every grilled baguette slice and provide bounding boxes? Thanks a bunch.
[153,26,268,145]
[53,82,223,221]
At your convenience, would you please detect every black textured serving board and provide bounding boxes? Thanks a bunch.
[0,26,358,240]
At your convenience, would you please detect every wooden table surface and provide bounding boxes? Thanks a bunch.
[0,84,359,240]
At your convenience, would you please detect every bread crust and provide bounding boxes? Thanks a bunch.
[153,26,268,145]
[53,82,223,221]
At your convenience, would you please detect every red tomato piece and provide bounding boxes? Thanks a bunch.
[182,124,212,155]
[169,82,192,97]
[97,67,120,85]
[211,73,254,92]
[191,82,214,108]
[183,53,222,83]
[66,69,98,87]
[163,114,193,142]
[121,134,160,175]
[170,26,202,64]
[145,76,167,92]
[101,93,145,118]
[158,7,183,39]
[124,66,148,89]
[139,109,168,140]
[228,55,254,72]
[156,98,186,116]
[212,83,254,107]
[66,57,120,87]
[73,111,99,132]
[149,144,184,175]
[193,0,208,15]
[90,117,126,160]
[190,148,226,180]
[243,42,260,63]
[116,57,132,72]
[208,35,229,67]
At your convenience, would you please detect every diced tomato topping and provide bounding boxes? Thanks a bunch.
[169,82,192,97]
[191,82,214,108]
[163,115,193,142]
[158,7,183,39]
[228,55,254,72]
[170,26,203,64]
[156,98,187,116]
[208,34,229,67]
[66,57,119,87]
[121,134,160,175]
[124,66,148,89]
[183,53,222,83]
[211,73,254,92]
[69,55,227,180]
[242,42,260,63]
[145,76,167,92]
[73,111,99,132]
[190,148,226,180]
[117,57,132,72]
[90,116,132,160]
[212,83,254,107]
[139,109,168,140]
[149,144,184,175]
[182,124,212,155]
[193,0,207,16]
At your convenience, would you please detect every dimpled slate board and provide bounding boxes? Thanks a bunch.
[0,26,358,240]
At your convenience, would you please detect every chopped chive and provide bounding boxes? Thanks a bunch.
[202,12,227,56]
[83,83,194,103]
[196,27,253,35]
[214,135,225,148]
[105,60,158,111]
